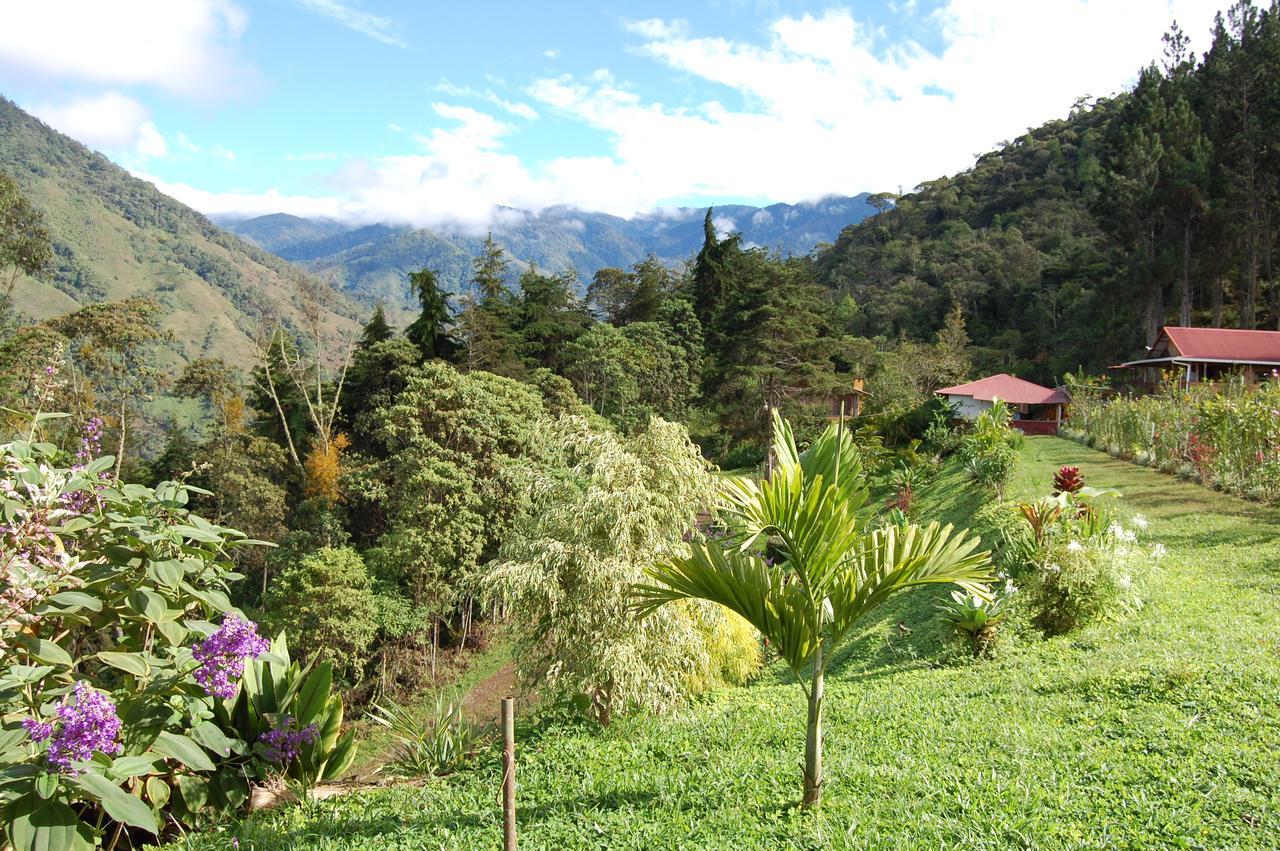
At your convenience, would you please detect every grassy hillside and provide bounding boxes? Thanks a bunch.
[172,437,1280,849]
[0,96,360,367]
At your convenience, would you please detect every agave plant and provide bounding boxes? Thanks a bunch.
[938,589,1006,657]
[367,691,479,777]
[634,412,993,807]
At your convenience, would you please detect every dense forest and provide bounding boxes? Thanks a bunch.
[819,1,1280,382]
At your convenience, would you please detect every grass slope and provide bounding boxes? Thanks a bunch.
[175,437,1280,849]
[0,96,360,367]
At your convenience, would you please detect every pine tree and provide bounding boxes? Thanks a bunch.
[361,304,394,347]
[404,267,458,360]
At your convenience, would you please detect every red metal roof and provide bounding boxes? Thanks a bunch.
[1162,326,1280,362]
[936,373,1068,405]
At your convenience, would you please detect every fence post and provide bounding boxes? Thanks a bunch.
[502,696,516,851]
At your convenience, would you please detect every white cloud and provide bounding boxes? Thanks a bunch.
[436,80,540,120]
[29,92,169,158]
[142,175,345,221]
[293,0,405,48]
[0,0,250,99]
[162,1,1228,227]
[544,48,561,59]
[136,123,170,159]
[387,123,405,133]
[712,215,736,239]
[622,18,688,40]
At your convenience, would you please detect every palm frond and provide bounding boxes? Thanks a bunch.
[826,521,994,640]
[635,542,820,673]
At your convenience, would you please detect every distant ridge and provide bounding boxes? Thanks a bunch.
[225,195,877,321]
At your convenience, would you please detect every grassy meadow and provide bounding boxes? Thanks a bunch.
[171,437,1280,850]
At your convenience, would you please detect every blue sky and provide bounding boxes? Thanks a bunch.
[0,0,1226,228]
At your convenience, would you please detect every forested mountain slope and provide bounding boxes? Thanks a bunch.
[0,96,360,366]
[225,195,876,321]
[818,7,1280,383]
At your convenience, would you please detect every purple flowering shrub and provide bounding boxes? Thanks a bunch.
[0,426,311,848]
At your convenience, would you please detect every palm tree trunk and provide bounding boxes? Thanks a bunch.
[802,647,825,807]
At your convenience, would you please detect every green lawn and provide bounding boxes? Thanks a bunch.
[172,437,1280,849]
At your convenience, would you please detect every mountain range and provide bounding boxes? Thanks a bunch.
[222,195,877,321]
[1,93,875,360]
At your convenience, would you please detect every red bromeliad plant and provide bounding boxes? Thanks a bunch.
[1052,465,1084,495]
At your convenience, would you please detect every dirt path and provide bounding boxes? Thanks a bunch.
[461,660,518,724]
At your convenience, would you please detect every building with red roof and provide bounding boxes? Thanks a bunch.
[936,373,1068,434]
[1116,326,1280,388]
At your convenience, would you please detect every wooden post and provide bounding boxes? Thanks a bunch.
[502,696,516,851]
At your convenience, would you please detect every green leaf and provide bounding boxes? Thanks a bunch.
[107,755,157,780]
[189,722,237,758]
[34,772,58,800]
[151,731,215,772]
[45,592,102,613]
[0,726,28,752]
[70,772,158,835]
[144,776,170,809]
[175,774,210,812]
[295,662,333,726]
[126,588,168,622]
[95,652,149,678]
[1,665,55,686]
[147,559,185,587]
[16,638,73,668]
[154,618,188,647]
[6,796,79,851]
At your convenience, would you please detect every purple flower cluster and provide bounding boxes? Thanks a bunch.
[192,615,269,699]
[31,681,123,774]
[22,717,52,742]
[62,417,106,514]
[260,716,319,765]
[75,417,104,466]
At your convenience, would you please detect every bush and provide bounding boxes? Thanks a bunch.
[1069,375,1280,502]
[1013,477,1156,635]
[958,402,1022,493]
[488,415,724,723]
[692,607,763,690]
[263,546,378,682]
[1026,527,1146,635]
[0,424,354,849]
[971,499,1034,576]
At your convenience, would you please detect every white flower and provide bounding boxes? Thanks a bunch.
[1003,578,1018,595]
[1117,573,1132,590]
[1131,514,1148,530]
[1066,540,1084,553]
[1151,543,1167,560]
[1045,563,1062,574]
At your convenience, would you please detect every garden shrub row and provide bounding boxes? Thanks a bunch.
[1065,376,1280,502]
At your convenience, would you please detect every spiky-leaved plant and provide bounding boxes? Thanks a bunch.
[634,412,994,808]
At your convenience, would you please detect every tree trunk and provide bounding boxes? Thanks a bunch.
[1212,276,1224,327]
[113,400,127,481]
[1180,219,1193,327]
[430,620,438,682]
[801,648,825,808]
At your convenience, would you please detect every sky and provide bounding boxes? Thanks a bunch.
[0,0,1229,229]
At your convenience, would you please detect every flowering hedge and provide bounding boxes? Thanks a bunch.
[1066,376,1280,501]
[0,421,354,850]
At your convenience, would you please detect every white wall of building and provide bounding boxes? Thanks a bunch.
[943,394,992,420]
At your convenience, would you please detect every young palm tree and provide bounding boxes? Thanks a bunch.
[634,413,994,807]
